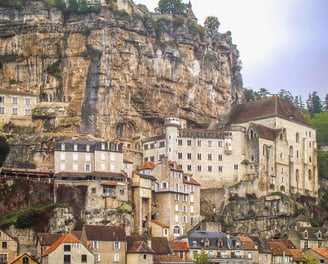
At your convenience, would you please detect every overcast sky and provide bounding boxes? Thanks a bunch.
[135,0,328,101]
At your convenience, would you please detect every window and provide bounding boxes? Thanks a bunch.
[60,163,66,171]
[25,97,31,105]
[86,144,90,152]
[234,164,238,170]
[197,140,202,146]
[24,108,31,116]
[159,141,165,147]
[73,153,78,161]
[218,140,222,147]
[304,241,308,249]
[0,95,4,103]
[190,185,194,193]
[174,193,179,201]
[178,139,182,146]
[0,106,4,114]
[173,226,181,235]
[114,241,120,249]
[208,166,212,172]
[187,153,192,159]
[64,245,71,251]
[0,254,7,264]
[91,188,96,193]
[73,144,78,151]
[197,153,201,160]
[81,255,87,263]
[218,166,223,172]
[85,164,91,171]
[208,140,212,147]
[114,253,119,262]
[23,257,29,264]
[208,154,212,160]
[12,107,18,115]
[187,140,192,146]
[64,255,71,264]
[93,241,99,249]
[182,215,187,223]
[12,96,18,104]
[150,143,154,149]
[187,165,192,171]
[296,132,300,143]
[2,242,7,249]
[218,154,222,161]
[182,205,187,212]
[144,144,148,150]
[197,165,202,171]
[94,253,100,263]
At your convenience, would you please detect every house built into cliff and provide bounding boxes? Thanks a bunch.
[142,96,318,198]
[0,88,37,127]
[54,140,130,211]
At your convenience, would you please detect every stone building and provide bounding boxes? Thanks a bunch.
[146,159,201,240]
[142,97,318,198]
[54,139,130,211]
[0,88,37,127]
[80,225,126,264]
[41,233,94,264]
[0,229,18,264]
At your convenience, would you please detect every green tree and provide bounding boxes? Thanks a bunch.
[67,0,79,12]
[243,88,257,102]
[307,91,323,117]
[303,252,319,264]
[156,0,187,16]
[318,150,328,179]
[193,250,209,264]
[204,16,220,35]
[0,135,9,167]
[278,89,294,102]
[324,93,328,111]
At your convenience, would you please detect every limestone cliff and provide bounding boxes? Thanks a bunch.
[0,0,243,149]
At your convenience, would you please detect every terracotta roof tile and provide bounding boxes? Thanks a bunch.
[169,241,189,251]
[311,248,328,259]
[42,233,81,257]
[7,253,40,264]
[83,225,126,241]
[142,161,155,170]
[289,249,303,261]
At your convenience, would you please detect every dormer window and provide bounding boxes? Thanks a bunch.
[304,230,308,239]
[318,231,322,239]
[73,144,78,151]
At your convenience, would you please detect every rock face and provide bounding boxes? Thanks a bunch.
[0,0,243,145]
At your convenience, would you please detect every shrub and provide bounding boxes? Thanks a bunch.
[15,208,39,228]
[46,61,61,78]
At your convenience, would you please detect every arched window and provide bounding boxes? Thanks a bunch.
[173,226,181,235]
[289,146,293,157]
[296,133,300,143]
[308,169,312,180]
[296,169,299,183]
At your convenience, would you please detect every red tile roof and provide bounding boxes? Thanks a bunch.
[7,253,40,264]
[142,161,155,170]
[310,248,328,259]
[169,241,189,251]
[42,233,81,257]
[289,249,303,261]
[240,236,257,250]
